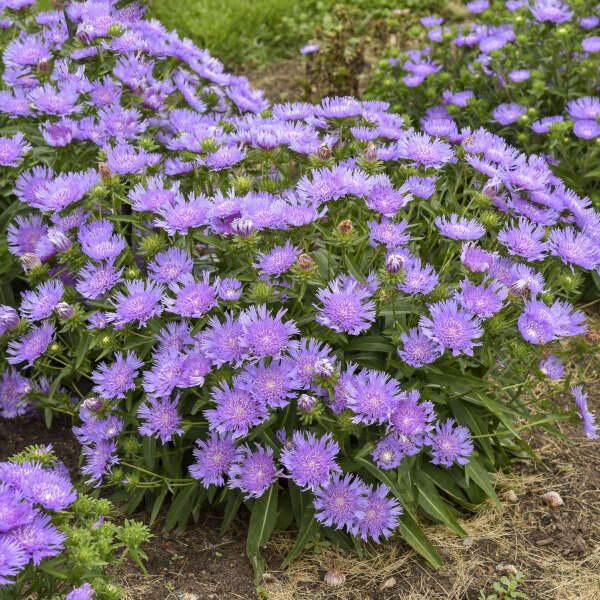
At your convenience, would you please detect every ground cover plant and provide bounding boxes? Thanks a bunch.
[0,444,150,600]
[368,0,600,211]
[0,0,599,588]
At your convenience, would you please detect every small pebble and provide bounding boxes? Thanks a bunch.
[380,577,396,590]
[496,564,518,576]
[504,490,518,503]
[179,594,199,600]
[542,491,563,508]
[324,568,346,587]
[462,536,474,547]
[263,572,278,584]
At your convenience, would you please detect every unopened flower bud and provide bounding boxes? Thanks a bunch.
[314,358,334,378]
[385,253,404,274]
[76,23,94,44]
[47,228,72,253]
[317,143,332,161]
[324,568,346,587]
[37,58,50,72]
[231,217,254,238]
[0,306,19,331]
[337,219,353,236]
[55,302,75,320]
[364,142,378,162]
[298,393,317,412]
[83,397,104,413]
[20,253,42,272]
[98,162,112,180]
[297,254,314,271]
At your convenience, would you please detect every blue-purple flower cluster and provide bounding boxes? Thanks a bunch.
[0,450,75,586]
[0,0,597,559]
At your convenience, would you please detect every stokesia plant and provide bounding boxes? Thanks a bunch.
[368,0,600,210]
[0,444,150,600]
[0,0,598,584]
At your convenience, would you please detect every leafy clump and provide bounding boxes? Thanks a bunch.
[0,0,597,583]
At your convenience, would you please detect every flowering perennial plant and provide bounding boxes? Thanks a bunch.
[0,445,150,599]
[0,0,597,580]
[370,0,600,203]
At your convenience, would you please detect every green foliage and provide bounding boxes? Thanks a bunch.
[479,571,528,600]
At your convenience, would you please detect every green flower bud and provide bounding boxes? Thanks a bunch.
[138,233,165,258]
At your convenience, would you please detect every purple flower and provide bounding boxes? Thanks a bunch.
[420,299,483,357]
[65,583,95,600]
[421,16,444,27]
[154,322,193,354]
[368,218,410,248]
[238,361,298,408]
[372,437,406,470]
[571,386,598,439]
[6,513,66,565]
[128,176,180,212]
[435,213,485,240]
[20,468,77,511]
[164,273,217,318]
[0,484,35,532]
[498,218,548,261]
[399,132,454,169]
[218,278,243,301]
[82,441,119,486]
[280,431,341,491]
[204,379,269,440]
[147,248,193,284]
[573,120,600,140]
[300,43,320,54]
[315,276,376,335]
[548,227,599,270]
[105,142,161,175]
[153,193,210,235]
[456,278,507,318]
[137,396,183,443]
[529,0,573,23]
[0,306,19,337]
[566,97,600,121]
[428,419,473,467]
[0,369,31,419]
[228,445,280,499]
[19,280,64,322]
[405,175,436,199]
[508,69,530,82]
[347,369,401,425]
[313,474,369,531]
[78,220,126,261]
[0,132,31,167]
[349,484,402,543]
[40,119,78,147]
[29,83,80,116]
[461,243,493,272]
[7,322,54,367]
[239,305,298,360]
[531,115,564,134]
[579,16,599,29]
[539,355,564,380]
[493,102,526,125]
[92,351,142,400]
[200,312,247,367]
[287,338,334,389]
[142,350,184,398]
[109,279,164,329]
[518,298,586,344]
[73,412,123,446]
[190,433,237,487]
[365,175,411,215]
[318,96,362,119]
[31,170,98,213]
[467,0,488,12]
[390,390,435,448]
[254,241,300,277]
[0,537,28,584]
[397,328,442,367]
[76,260,124,300]
[398,257,438,295]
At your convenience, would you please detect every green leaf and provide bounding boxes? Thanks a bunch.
[246,483,278,584]
[288,481,307,526]
[464,457,501,507]
[396,512,443,569]
[282,505,319,568]
[421,463,476,510]
[220,490,243,536]
[414,473,468,538]
[142,436,156,470]
[163,485,197,533]
[149,486,169,526]
[344,253,366,284]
